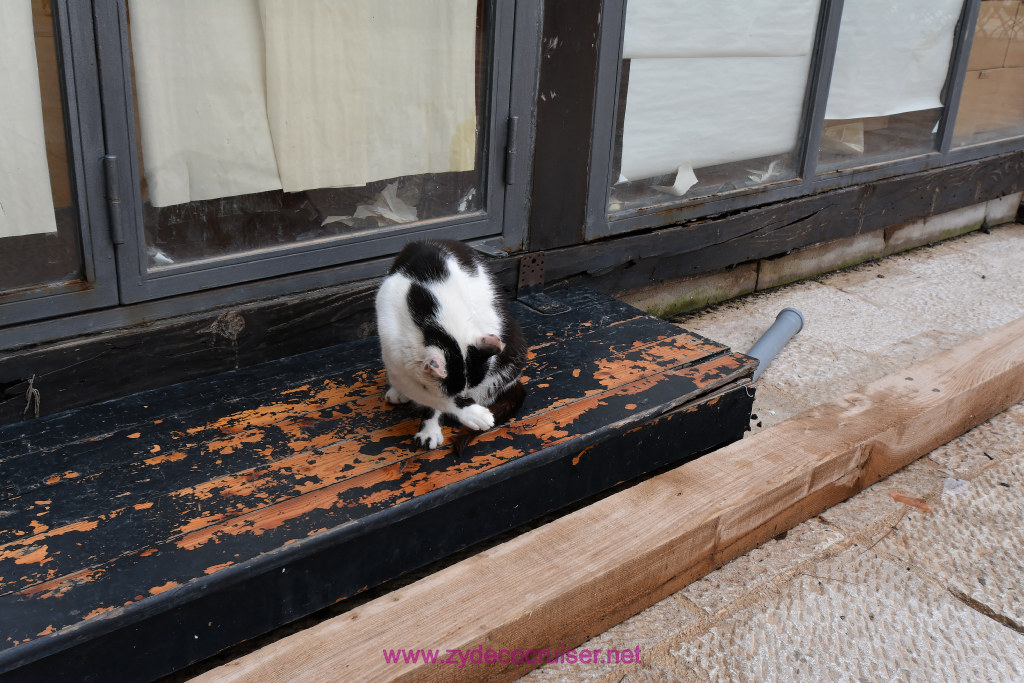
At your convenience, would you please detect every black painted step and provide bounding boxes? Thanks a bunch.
[0,288,756,682]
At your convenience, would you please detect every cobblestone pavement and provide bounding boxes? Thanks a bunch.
[525,224,1024,682]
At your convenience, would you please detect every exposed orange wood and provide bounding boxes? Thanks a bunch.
[3,346,740,601]
[2,334,722,580]
[174,354,744,553]
[21,568,105,599]
[148,581,178,596]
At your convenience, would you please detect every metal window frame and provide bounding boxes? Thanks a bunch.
[1,0,541,351]
[93,0,520,304]
[0,0,119,328]
[585,0,1004,241]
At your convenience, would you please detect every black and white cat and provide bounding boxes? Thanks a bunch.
[375,240,527,451]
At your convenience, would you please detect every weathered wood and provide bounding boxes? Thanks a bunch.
[0,308,689,558]
[860,150,1024,233]
[0,289,631,461]
[527,0,602,251]
[0,280,380,426]
[548,150,1024,293]
[0,289,756,681]
[192,315,1024,683]
[548,187,866,293]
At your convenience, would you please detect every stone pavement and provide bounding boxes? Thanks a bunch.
[524,223,1024,682]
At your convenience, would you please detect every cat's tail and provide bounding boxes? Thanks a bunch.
[451,380,527,456]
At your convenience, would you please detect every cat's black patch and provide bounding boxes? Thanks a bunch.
[406,282,439,327]
[406,282,466,396]
[420,323,465,396]
[465,344,498,388]
[431,239,483,276]
[490,304,528,390]
[390,241,450,282]
[454,396,475,408]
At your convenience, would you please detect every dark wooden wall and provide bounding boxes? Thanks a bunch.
[546,150,1024,293]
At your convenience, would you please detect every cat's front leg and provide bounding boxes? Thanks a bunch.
[385,385,411,405]
[454,400,495,432]
[414,409,445,449]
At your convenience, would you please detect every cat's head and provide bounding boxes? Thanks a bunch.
[419,335,504,394]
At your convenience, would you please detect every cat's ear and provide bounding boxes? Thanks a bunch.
[424,352,447,379]
[477,334,504,353]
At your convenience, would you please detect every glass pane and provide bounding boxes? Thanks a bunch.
[126,0,488,270]
[0,0,82,295]
[817,0,964,173]
[609,0,821,215]
[953,0,1024,146]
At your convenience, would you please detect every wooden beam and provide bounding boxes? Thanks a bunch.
[527,0,602,251]
[545,150,1024,294]
[195,315,1024,683]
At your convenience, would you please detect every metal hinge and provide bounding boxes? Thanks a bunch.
[504,116,519,185]
[102,154,125,245]
[516,252,570,314]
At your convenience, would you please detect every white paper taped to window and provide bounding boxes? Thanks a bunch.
[825,0,963,120]
[623,0,820,59]
[0,0,58,238]
[129,0,283,208]
[259,0,476,194]
[618,0,819,183]
[620,56,812,182]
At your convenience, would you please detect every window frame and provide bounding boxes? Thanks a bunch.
[584,0,1013,241]
[2,0,540,350]
[94,0,520,304]
[0,0,119,328]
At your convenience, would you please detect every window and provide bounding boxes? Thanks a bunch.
[1,0,520,333]
[608,0,822,213]
[953,0,1024,146]
[818,0,963,171]
[0,0,118,328]
[1,0,79,292]
[105,0,513,302]
[587,0,1021,240]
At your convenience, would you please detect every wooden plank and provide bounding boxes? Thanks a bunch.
[527,0,602,251]
[0,289,650,470]
[549,187,867,293]
[0,345,743,615]
[0,279,382,426]
[195,315,1024,683]
[545,150,1024,294]
[1,385,753,682]
[0,329,722,578]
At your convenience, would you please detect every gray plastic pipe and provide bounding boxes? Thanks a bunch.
[747,308,804,381]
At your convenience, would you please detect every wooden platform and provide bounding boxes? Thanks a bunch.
[0,288,756,681]
[194,315,1024,683]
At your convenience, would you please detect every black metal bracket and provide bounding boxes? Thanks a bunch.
[516,252,570,315]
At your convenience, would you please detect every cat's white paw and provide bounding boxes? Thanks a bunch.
[385,386,410,405]
[414,421,445,449]
[458,404,495,432]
